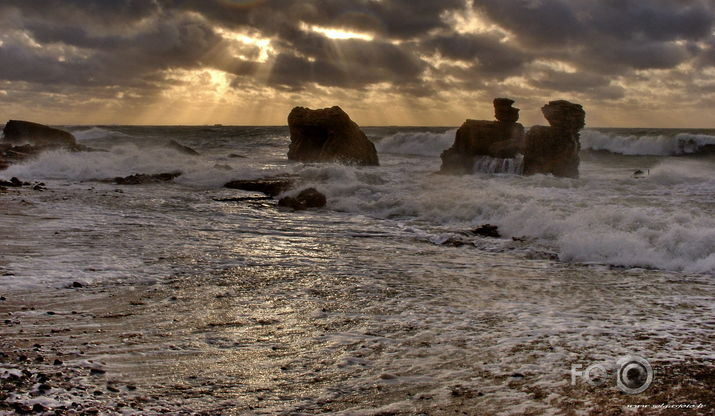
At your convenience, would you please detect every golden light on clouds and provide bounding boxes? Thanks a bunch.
[302,23,375,41]
[215,28,275,62]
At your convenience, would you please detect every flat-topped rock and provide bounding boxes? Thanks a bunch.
[541,100,585,131]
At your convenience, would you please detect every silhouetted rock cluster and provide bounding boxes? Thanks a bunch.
[440,98,525,174]
[439,98,585,178]
[287,106,379,166]
[523,100,585,178]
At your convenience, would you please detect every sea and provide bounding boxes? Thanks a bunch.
[0,126,713,414]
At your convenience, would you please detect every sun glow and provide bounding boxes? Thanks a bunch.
[303,24,374,41]
[215,28,275,62]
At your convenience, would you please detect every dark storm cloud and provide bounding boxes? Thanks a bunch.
[420,32,530,77]
[473,0,714,71]
[1,0,715,111]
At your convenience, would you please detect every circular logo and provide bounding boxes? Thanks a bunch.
[616,355,653,394]
[584,363,608,387]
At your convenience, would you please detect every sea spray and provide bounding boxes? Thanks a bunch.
[375,129,455,157]
[581,129,715,155]
[473,155,524,174]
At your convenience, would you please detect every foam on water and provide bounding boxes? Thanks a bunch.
[70,126,125,141]
[297,156,715,274]
[2,125,714,278]
[581,129,715,155]
[1,144,274,188]
[375,129,455,156]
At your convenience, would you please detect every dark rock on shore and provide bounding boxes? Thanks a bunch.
[523,100,585,178]
[224,176,294,196]
[1,121,96,171]
[0,177,24,187]
[471,224,501,238]
[2,120,77,148]
[440,99,524,174]
[113,172,182,185]
[287,106,379,166]
[0,143,47,171]
[278,188,326,210]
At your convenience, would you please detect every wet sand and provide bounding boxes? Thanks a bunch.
[1,275,713,415]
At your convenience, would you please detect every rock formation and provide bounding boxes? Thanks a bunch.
[224,176,295,196]
[523,100,585,178]
[2,120,77,148]
[278,188,327,210]
[440,99,524,174]
[287,106,379,166]
[112,172,182,185]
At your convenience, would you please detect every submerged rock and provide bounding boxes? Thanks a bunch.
[440,99,524,174]
[113,172,182,185]
[287,106,379,166]
[278,188,326,210]
[471,224,501,238]
[166,139,199,155]
[2,120,77,148]
[0,177,24,187]
[523,100,585,178]
[224,176,294,196]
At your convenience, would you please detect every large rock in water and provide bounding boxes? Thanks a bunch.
[287,106,379,166]
[440,98,524,174]
[2,120,77,148]
[523,100,585,178]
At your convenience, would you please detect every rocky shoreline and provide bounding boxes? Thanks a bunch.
[1,274,712,415]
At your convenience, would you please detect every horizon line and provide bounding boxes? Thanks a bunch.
[33,123,715,130]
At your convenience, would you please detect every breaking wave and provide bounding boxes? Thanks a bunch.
[375,129,455,156]
[71,127,127,142]
[581,129,715,156]
[1,144,272,188]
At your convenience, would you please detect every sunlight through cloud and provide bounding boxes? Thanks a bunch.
[303,23,374,41]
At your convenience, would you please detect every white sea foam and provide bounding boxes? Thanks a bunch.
[375,129,455,156]
[581,129,715,155]
[71,127,126,141]
[304,157,715,274]
[2,126,714,276]
[1,144,271,188]
[473,155,523,174]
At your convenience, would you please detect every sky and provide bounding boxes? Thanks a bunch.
[1,0,715,127]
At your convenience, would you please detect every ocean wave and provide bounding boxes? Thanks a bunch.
[375,129,455,156]
[71,127,127,141]
[1,143,273,188]
[581,129,715,155]
[300,163,715,274]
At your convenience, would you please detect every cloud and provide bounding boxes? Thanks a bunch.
[0,0,714,125]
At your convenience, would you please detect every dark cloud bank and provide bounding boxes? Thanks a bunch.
[0,0,714,125]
